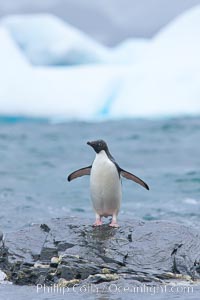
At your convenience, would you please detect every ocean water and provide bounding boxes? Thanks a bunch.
[0,116,199,232]
[0,116,200,300]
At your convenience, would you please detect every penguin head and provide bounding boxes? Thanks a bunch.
[87,139,108,154]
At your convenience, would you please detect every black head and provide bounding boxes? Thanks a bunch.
[87,139,109,154]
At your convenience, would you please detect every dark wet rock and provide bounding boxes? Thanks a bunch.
[40,224,51,233]
[0,230,4,251]
[0,217,200,285]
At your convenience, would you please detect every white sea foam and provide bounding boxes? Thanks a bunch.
[0,6,200,120]
[183,198,198,205]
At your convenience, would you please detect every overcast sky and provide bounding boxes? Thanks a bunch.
[0,0,200,45]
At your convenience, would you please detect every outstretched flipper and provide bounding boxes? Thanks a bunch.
[68,166,92,182]
[120,168,149,190]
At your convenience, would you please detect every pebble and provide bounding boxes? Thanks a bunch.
[88,273,119,283]
[58,278,80,288]
[50,256,60,266]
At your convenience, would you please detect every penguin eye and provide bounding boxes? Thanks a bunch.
[98,142,102,148]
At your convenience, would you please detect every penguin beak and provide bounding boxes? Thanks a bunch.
[87,141,96,149]
[87,141,93,147]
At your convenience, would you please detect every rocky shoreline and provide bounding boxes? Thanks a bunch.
[0,217,200,287]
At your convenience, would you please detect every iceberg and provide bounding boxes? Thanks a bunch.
[1,14,109,66]
[0,26,128,119]
[0,5,200,120]
[110,5,200,118]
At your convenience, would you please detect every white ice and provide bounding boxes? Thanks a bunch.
[0,6,200,120]
[1,14,109,66]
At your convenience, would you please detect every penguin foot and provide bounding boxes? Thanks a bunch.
[109,221,119,228]
[93,220,103,226]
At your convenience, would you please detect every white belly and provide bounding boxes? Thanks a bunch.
[90,151,122,217]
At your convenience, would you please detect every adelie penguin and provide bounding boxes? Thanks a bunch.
[68,140,149,227]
